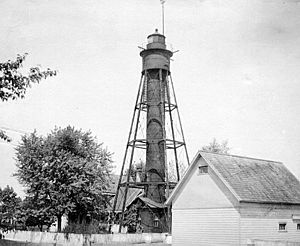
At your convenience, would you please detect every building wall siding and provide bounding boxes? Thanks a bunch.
[239,203,300,218]
[240,217,300,244]
[172,208,240,246]
[240,206,300,244]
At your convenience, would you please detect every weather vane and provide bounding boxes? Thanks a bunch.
[160,0,165,35]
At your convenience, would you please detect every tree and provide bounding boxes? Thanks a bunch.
[15,196,55,231]
[0,53,56,142]
[0,186,22,231]
[0,53,56,101]
[167,161,187,182]
[15,126,113,232]
[201,138,230,154]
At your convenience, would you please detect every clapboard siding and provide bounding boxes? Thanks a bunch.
[172,208,240,246]
[240,205,300,244]
[239,203,300,218]
[240,217,300,244]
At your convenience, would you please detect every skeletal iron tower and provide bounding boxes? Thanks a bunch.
[112,29,189,233]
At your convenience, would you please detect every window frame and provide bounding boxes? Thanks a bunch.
[278,222,287,232]
[198,165,208,175]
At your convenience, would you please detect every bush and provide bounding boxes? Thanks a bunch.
[63,220,108,234]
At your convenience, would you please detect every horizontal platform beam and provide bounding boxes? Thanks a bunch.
[136,102,177,112]
[119,181,178,188]
[127,139,185,149]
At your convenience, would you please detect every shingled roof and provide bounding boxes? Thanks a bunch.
[200,151,300,205]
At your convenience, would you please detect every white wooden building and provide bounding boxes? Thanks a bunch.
[166,151,300,246]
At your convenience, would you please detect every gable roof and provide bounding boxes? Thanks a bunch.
[138,197,166,208]
[105,174,143,212]
[112,187,143,212]
[166,151,300,206]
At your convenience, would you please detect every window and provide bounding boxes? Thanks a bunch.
[279,223,287,231]
[154,216,159,228]
[297,224,300,231]
[198,165,208,174]
[137,215,141,224]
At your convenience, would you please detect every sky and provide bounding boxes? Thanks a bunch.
[1,0,300,196]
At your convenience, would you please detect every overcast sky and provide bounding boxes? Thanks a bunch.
[1,0,300,196]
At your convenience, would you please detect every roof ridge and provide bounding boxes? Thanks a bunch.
[199,150,282,164]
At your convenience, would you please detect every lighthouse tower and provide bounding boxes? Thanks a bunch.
[142,30,172,204]
[112,29,189,233]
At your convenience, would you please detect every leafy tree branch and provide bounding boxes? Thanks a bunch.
[0,53,57,142]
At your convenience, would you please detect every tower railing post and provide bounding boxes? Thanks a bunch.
[166,75,180,181]
[118,71,147,232]
[110,73,144,233]
[169,74,190,165]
